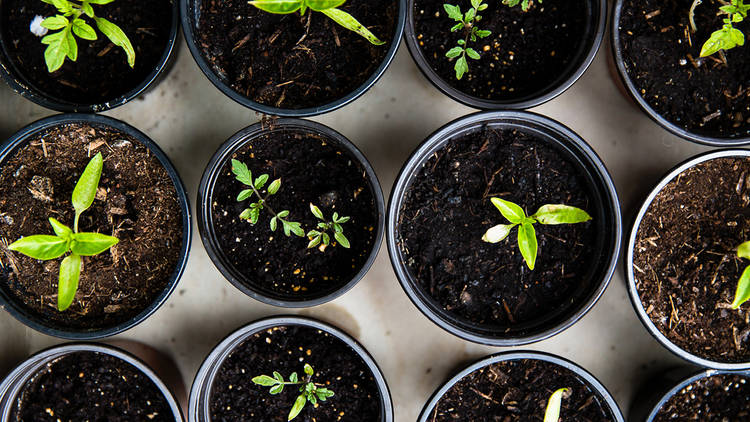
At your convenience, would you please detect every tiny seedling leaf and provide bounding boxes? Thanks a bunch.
[482,223,516,243]
[232,159,253,186]
[334,232,350,248]
[72,152,103,216]
[255,174,269,189]
[270,384,284,394]
[252,375,278,386]
[268,178,282,195]
[544,388,569,422]
[57,253,82,311]
[310,203,324,220]
[237,189,254,202]
[48,217,73,239]
[288,394,307,421]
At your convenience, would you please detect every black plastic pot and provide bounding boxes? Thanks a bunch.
[611,0,750,147]
[0,342,184,421]
[0,0,180,113]
[387,110,621,346]
[626,149,750,370]
[180,0,406,117]
[188,315,393,422]
[404,0,606,109]
[418,351,625,421]
[197,118,384,307]
[628,367,750,421]
[0,113,192,339]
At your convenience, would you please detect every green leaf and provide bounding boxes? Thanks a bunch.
[286,221,305,237]
[454,55,468,80]
[270,216,278,232]
[308,393,318,405]
[336,216,350,223]
[317,388,334,398]
[81,2,95,17]
[308,235,321,249]
[231,159,253,186]
[320,8,385,45]
[732,266,750,309]
[332,223,343,233]
[70,232,118,256]
[249,207,260,224]
[490,197,526,224]
[464,8,476,21]
[465,47,480,60]
[255,174,269,189]
[305,0,347,11]
[249,0,304,13]
[738,241,750,260]
[446,46,464,59]
[321,232,330,245]
[268,178,282,195]
[8,235,68,260]
[237,189,254,202]
[443,4,463,21]
[277,210,290,218]
[544,388,569,422]
[289,372,299,383]
[451,22,464,32]
[72,19,97,40]
[41,16,69,30]
[94,17,136,67]
[252,375,278,386]
[304,363,314,376]
[57,253,81,311]
[72,153,104,217]
[86,0,117,4]
[273,371,284,382]
[270,384,284,394]
[288,394,307,421]
[471,0,481,8]
[476,29,492,38]
[531,204,592,225]
[310,203,324,220]
[42,31,69,72]
[48,0,73,13]
[482,223,517,243]
[64,27,78,61]
[517,222,538,270]
[334,232,350,248]
[48,217,73,239]
[240,208,253,220]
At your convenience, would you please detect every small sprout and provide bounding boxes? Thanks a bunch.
[249,0,385,45]
[252,363,335,421]
[443,0,492,80]
[37,0,135,73]
[502,0,542,12]
[544,388,569,422]
[306,203,351,250]
[232,159,304,237]
[481,198,591,270]
[731,241,750,309]
[699,0,748,58]
[8,153,119,311]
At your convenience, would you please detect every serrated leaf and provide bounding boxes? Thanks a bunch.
[8,235,68,260]
[254,174,269,189]
[310,203,324,220]
[57,253,81,311]
[454,55,468,80]
[482,223,516,243]
[320,8,385,45]
[490,198,526,223]
[72,19,97,40]
[544,388,569,422]
[288,394,307,421]
[41,15,69,30]
[48,217,73,239]
[287,222,305,237]
[476,29,492,38]
[70,232,118,256]
[249,207,260,224]
[249,0,304,14]
[240,208,253,220]
[64,28,78,61]
[237,189,254,202]
[252,375,278,386]
[334,232,350,248]
[94,16,135,67]
[48,0,73,13]
[451,22,464,32]
[446,46,464,59]
[464,8,475,21]
[465,47,480,60]
[231,159,253,186]
[308,393,317,405]
[270,384,284,394]
[443,4,463,21]
[531,204,592,225]
[42,31,68,72]
[268,178,282,195]
[72,153,103,216]
[518,222,538,270]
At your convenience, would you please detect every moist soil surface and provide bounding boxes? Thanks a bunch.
[430,358,615,421]
[209,324,381,422]
[619,0,750,139]
[1,0,173,106]
[196,0,398,110]
[0,123,183,331]
[413,0,587,102]
[14,351,173,422]
[653,373,750,421]
[633,157,750,363]
[398,125,600,336]
[210,126,378,301]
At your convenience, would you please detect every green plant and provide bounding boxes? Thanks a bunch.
[544,388,569,422]
[698,0,748,57]
[444,0,492,80]
[232,159,304,237]
[502,0,542,12]
[38,0,135,73]
[481,197,592,270]
[252,363,335,421]
[249,0,384,45]
[8,153,119,311]
[731,241,750,309]
[306,203,350,250]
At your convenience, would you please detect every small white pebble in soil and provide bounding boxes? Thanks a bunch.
[29,16,48,37]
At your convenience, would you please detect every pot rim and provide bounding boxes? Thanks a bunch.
[179,0,406,117]
[417,350,625,422]
[197,118,385,307]
[610,0,750,147]
[386,110,622,346]
[403,0,607,110]
[0,0,180,113]
[187,315,393,422]
[0,113,192,339]
[625,149,750,370]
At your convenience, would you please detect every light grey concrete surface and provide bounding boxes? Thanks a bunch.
[0,15,715,420]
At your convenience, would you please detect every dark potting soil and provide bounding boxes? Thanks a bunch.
[210,325,381,421]
[14,351,173,422]
[619,0,750,139]
[633,157,750,362]
[430,359,615,421]
[0,123,183,330]
[196,0,398,110]
[413,0,588,101]
[653,373,750,421]
[398,125,599,334]
[0,0,173,106]
[210,127,378,300]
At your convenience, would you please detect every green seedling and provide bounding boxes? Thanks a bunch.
[252,363,335,421]
[306,203,350,250]
[481,198,592,270]
[544,388,569,422]
[8,153,119,311]
[697,0,748,58]
[37,0,135,72]
[731,241,750,309]
[248,0,384,45]
[443,0,492,80]
[502,0,542,12]
[232,159,304,237]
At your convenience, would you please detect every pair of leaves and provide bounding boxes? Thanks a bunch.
[732,241,750,309]
[544,388,569,422]
[307,203,350,249]
[700,0,748,57]
[502,0,542,12]
[481,198,592,270]
[249,0,384,45]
